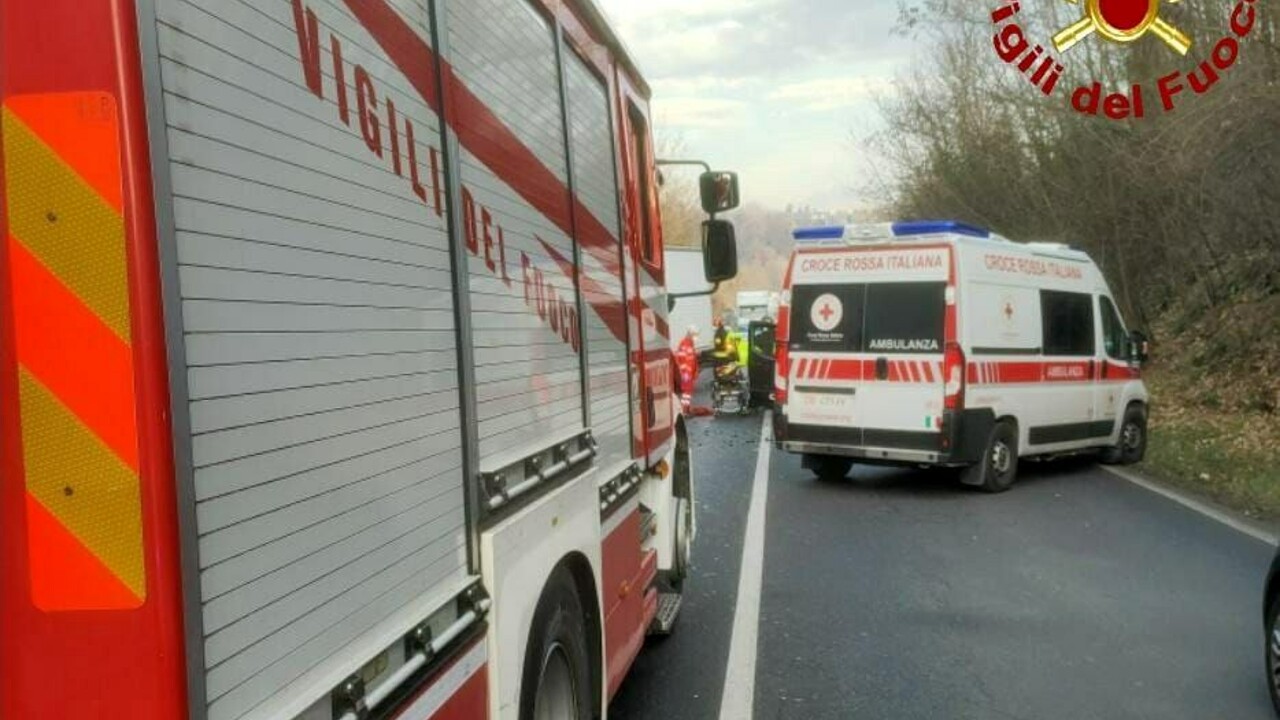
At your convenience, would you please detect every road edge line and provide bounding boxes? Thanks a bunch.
[718,411,773,720]
[1100,464,1278,547]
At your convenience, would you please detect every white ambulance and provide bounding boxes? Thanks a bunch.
[773,222,1150,492]
[0,1,739,719]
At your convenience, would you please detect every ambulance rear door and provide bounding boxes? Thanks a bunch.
[787,278,866,439]
[787,245,950,454]
[857,277,948,450]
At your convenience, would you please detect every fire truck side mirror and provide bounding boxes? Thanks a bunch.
[1129,330,1150,364]
[702,220,738,283]
[699,171,740,215]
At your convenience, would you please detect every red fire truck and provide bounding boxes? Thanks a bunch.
[0,1,739,718]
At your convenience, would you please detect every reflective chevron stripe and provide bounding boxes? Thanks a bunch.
[3,93,145,610]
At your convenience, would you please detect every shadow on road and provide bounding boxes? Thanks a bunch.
[810,453,1104,498]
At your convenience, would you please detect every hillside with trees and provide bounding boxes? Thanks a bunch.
[874,0,1280,514]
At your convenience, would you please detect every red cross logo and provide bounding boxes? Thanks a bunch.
[811,293,842,331]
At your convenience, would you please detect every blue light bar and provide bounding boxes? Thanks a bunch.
[793,226,846,242]
[891,220,989,238]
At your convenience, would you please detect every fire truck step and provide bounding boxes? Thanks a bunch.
[649,592,683,636]
[639,504,657,541]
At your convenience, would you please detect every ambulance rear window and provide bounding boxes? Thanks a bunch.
[791,284,864,352]
[790,282,945,354]
[864,282,946,354]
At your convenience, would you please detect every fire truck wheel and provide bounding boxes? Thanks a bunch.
[811,456,853,482]
[670,495,693,592]
[520,567,593,720]
[962,419,1018,493]
[663,418,694,596]
[1101,404,1147,466]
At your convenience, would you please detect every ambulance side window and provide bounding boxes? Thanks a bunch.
[1040,290,1095,357]
[1099,297,1128,361]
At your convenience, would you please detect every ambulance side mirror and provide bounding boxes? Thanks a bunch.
[699,171,740,215]
[1129,331,1150,364]
[702,220,738,284]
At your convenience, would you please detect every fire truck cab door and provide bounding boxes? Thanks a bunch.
[618,77,671,464]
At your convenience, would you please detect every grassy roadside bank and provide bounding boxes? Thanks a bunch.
[1132,287,1280,522]
[1141,372,1280,523]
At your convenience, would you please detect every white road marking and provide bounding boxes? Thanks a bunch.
[1100,465,1278,546]
[719,411,773,720]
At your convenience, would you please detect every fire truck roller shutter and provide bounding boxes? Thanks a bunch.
[448,0,587,464]
[564,42,630,474]
[147,2,471,719]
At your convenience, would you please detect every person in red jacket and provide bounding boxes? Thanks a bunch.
[675,325,700,414]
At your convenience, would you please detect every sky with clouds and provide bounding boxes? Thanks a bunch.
[595,0,920,212]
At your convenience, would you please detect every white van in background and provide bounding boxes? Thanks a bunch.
[773,221,1150,492]
[736,290,778,332]
[667,247,716,352]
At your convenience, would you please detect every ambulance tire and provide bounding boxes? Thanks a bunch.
[520,567,594,720]
[1101,404,1147,466]
[812,456,853,483]
[962,419,1018,493]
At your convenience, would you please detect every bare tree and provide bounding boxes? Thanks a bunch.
[876,1,1280,412]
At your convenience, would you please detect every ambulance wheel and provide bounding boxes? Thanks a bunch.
[1101,404,1147,466]
[962,420,1018,493]
[811,456,853,482]
[520,567,593,720]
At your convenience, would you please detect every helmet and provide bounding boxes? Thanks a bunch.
[687,325,700,338]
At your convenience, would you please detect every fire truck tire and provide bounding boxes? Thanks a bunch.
[962,419,1018,493]
[662,418,694,596]
[670,495,693,592]
[1100,403,1147,466]
[810,456,853,482]
[520,567,594,720]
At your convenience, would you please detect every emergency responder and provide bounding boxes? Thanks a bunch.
[676,326,700,414]
[723,331,741,364]
[710,317,735,368]
[713,317,729,356]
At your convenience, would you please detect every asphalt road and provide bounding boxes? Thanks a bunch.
[610,408,1279,720]
[609,399,763,719]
